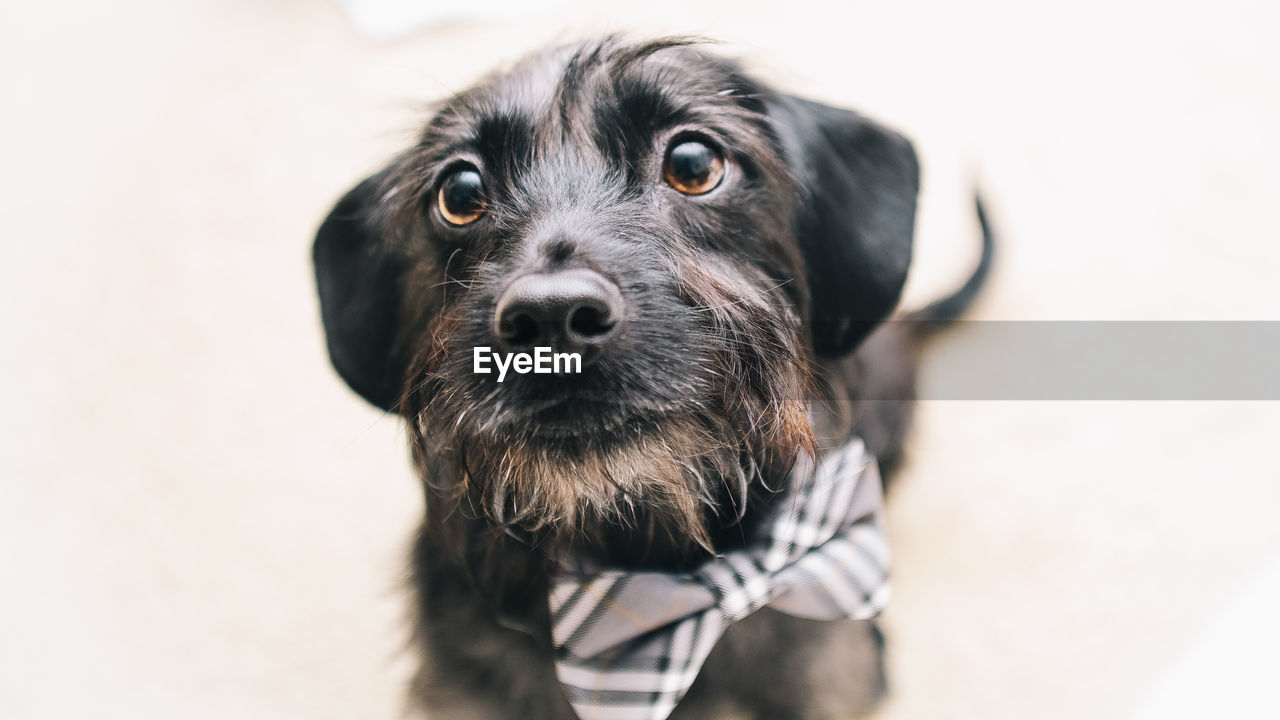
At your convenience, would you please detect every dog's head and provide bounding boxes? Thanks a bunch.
[314,37,918,561]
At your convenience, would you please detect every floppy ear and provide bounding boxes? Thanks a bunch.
[312,169,411,412]
[767,95,919,356]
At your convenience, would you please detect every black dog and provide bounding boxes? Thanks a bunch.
[314,37,992,719]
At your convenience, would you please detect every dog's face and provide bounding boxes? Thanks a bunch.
[314,38,919,561]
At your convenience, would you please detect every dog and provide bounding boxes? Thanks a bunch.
[313,36,993,720]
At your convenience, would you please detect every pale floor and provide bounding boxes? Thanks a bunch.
[2,1,1279,718]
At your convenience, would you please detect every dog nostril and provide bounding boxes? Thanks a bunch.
[503,312,541,347]
[568,305,613,339]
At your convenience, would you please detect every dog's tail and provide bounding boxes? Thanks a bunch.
[907,193,996,328]
[851,193,996,482]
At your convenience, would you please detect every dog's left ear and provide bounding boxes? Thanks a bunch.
[313,168,411,412]
[767,95,920,356]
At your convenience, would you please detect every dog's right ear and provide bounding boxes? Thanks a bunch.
[312,169,410,412]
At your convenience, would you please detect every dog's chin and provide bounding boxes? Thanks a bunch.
[439,403,737,557]
[511,397,645,437]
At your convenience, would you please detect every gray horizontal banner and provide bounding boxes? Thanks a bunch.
[862,321,1280,400]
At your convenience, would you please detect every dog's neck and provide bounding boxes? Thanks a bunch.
[572,471,795,572]
[419,453,796,572]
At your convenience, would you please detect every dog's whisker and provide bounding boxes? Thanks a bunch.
[421,276,474,293]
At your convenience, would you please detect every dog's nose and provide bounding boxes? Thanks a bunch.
[493,269,624,356]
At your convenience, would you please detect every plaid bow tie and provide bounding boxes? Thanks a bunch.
[548,438,890,720]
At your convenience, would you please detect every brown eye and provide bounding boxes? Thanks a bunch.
[436,167,486,225]
[663,140,725,195]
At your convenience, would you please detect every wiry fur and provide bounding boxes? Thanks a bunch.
[312,35,993,719]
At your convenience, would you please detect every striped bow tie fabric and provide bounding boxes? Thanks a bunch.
[548,438,890,720]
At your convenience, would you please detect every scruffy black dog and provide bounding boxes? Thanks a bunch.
[314,37,992,720]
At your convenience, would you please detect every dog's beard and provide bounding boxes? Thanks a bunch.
[434,417,743,559]
[402,254,816,563]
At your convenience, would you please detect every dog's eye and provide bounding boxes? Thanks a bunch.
[436,167,486,226]
[663,140,725,195]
